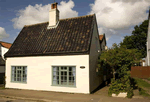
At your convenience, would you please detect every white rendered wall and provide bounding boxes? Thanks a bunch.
[1,46,9,60]
[0,66,5,73]
[5,55,90,94]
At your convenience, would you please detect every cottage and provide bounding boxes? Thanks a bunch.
[0,41,11,84]
[4,2,105,94]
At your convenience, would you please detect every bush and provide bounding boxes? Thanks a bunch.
[108,65,134,98]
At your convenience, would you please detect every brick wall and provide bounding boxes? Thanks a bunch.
[131,66,150,79]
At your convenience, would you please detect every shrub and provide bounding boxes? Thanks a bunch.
[108,65,134,98]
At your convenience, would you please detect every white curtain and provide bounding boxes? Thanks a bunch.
[25,67,27,82]
[11,66,15,81]
[72,67,76,85]
[53,66,57,81]
[53,66,57,71]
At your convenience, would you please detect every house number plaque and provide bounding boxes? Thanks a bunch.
[80,66,85,69]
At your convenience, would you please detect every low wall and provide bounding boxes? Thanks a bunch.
[131,66,150,79]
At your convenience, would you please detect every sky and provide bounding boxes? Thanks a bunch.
[0,0,150,48]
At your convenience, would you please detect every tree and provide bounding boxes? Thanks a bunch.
[99,43,142,79]
[100,43,142,98]
[120,20,148,58]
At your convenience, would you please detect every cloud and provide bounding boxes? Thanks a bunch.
[89,0,150,40]
[12,0,78,29]
[0,27,9,40]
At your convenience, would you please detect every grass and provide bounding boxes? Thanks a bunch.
[134,78,150,98]
[147,77,150,81]
[139,88,150,98]
[134,78,150,89]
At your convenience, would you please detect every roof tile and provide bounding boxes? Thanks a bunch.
[5,14,94,57]
[0,41,12,49]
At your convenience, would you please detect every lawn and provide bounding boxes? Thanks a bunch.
[134,78,150,89]
[147,77,150,81]
[134,78,150,98]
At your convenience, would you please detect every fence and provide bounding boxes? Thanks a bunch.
[131,66,150,79]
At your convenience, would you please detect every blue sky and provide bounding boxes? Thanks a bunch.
[0,0,150,48]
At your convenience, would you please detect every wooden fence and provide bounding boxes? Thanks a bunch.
[131,66,150,79]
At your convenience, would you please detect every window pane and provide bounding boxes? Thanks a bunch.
[64,76,67,81]
[14,77,16,81]
[61,67,64,70]
[69,67,72,71]
[56,72,59,75]
[61,76,63,80]
[72,67,75,72]
[69,81,74,85]
[53,72,56,75]
[61,71,63,75]
[69,72,72,76]
[53,76,57,80]
[69,77,72,81]
[53,67,57,71]
[64,72,67,76]
[64,67,67,70]
[53,80,57,85]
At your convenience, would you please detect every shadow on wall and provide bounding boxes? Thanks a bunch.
[0,73,5,84]
[90,78,111,94]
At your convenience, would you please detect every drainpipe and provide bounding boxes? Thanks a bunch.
[147,41,149,66]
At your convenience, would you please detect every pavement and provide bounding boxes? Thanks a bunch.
[0,86,150,102]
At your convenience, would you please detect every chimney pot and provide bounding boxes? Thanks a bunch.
[51,3,58,9]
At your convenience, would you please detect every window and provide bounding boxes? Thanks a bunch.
[11,66,27,83]
[52,66,76,87]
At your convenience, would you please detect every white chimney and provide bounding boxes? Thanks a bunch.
[49,2,59,27]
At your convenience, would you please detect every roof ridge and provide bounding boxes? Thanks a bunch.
[59,14,95,21]
[0,41,12,44]
[24,14,95,27]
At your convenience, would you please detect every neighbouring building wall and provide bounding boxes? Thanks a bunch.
[0,66,5,73]
[5,55,90,94]
[101,39,106,51]
[89,21,103,93]
[1,46,9,60]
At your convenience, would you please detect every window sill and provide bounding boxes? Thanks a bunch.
[11,81,27,84]
[51,85,76,88]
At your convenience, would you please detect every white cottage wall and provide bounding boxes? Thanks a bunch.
[89,21,103,93]
[5,55,90,94]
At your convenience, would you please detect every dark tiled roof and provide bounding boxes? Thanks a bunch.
[5,14,95,57]
[0,41,12,49]
[0,56,5,66]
